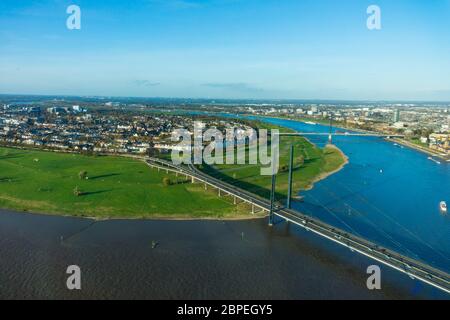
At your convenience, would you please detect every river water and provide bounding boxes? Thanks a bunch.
[0,209,447,299]
[0,116,449,299]
[253,117,450,275]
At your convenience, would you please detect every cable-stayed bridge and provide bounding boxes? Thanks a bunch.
[146,156,450,294]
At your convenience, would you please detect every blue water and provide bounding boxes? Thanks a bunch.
[185,111,450,273]
[254,117,450,274]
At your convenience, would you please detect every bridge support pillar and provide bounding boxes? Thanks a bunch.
[328,115,333,145]
[234,196,237,205]
[269,174,276,226]
[191,177,195,184]
[251,204,255,215]
[218,189,221,197]
[204,183,207,190]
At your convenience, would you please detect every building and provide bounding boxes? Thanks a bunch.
[420,136,428,144]
[393,109,400,123]
[392,122,405,129]
[429,133,450,155]
[47,107,66,115]
[27,106,41,117]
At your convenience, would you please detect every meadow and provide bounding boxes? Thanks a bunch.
[0,147,250,219]
[0,120,347,218]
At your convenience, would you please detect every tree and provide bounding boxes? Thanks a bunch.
[73,186,82,197]
[79,171,88,180]
[162,177,171,186]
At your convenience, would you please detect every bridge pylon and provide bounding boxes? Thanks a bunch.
[269,173,276,226]
[328,115,333,145]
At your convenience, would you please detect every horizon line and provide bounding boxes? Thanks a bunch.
[1,92,450,105]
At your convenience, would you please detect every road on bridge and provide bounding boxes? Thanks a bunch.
[146,157,450,295]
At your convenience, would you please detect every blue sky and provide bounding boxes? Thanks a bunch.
[1,0,450,100]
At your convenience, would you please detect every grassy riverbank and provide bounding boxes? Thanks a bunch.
[198,122,348,202]
[0,147,253,219]
[0,120,348,218]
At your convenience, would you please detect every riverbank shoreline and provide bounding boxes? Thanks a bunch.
[388,138,450,162]
[253,114,449,162]
[0,207,267,222]
[248,114,378,135]
[303,144,349,192]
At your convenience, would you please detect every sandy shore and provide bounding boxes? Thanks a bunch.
[389,138,450,162]
[303,144,349,192]
[0,207,268,222]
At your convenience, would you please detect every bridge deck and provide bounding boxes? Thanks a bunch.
[146,157,450,294]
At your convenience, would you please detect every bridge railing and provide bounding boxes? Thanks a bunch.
[146,156,450,293]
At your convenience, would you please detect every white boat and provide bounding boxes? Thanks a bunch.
[440,201,447,213]
[305,121,317,125]
[428,157,441,165]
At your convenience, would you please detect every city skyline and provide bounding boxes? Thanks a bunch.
[1,0,450,100]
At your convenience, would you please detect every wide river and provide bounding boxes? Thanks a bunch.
[0,116,448,299]
[252,117,450,275]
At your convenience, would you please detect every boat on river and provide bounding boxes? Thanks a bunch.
[440,201,447,213]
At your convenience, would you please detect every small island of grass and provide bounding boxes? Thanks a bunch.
[198,122,348,202]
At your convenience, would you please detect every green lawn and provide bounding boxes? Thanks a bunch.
[198,123,348,202]
[409,137,428,148]
[0,147,251,219]
[0,120,347,219]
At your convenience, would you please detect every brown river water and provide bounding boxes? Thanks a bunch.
[0,209,447,299]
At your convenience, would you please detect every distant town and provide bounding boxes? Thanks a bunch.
[242,101,450,159]
[0,95,449,159]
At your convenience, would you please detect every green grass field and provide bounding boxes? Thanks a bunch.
[198,123,348,202]
[0,120,347,219]
[0,147,251,219]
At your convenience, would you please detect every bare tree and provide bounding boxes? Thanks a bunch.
[73,186,82,197]
[79,171,88,180]
[162,177,171,186]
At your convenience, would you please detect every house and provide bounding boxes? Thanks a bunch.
[429,133,450,155]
